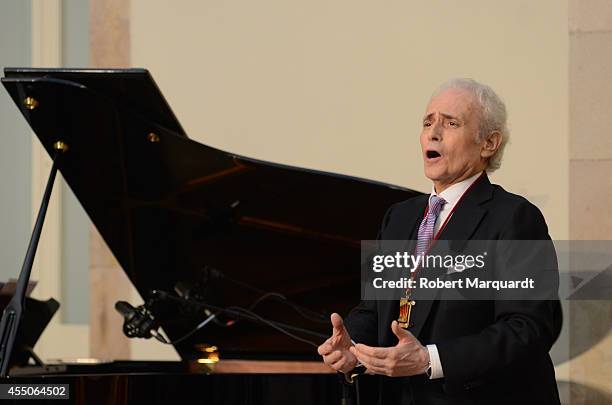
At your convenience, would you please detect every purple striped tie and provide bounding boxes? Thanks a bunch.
[415,195,446,255]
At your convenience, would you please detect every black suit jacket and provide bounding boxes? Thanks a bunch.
[345,174,562,405]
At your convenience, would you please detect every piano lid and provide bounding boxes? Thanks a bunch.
[2,68,421,360]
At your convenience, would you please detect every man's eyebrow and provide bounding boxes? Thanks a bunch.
[422,112,461,121]
[441,113,460,120]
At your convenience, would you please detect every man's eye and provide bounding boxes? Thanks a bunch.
[423,121,431,127]
[449,121,458,127]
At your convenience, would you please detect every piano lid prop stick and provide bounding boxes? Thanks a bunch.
[0,141,68,377]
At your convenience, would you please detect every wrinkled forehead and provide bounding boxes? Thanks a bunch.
[424,87,481,120]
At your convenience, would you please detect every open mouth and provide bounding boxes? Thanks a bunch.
[426,150,441,159]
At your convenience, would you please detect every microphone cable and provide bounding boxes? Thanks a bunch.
[158,311,217,345]
[155,294,325,348]
[226,305,319,348]
[199,266,328,324]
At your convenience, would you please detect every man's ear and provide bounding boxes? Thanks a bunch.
[481,131,502,159]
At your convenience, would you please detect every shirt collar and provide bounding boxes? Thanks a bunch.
[429,171,483,208]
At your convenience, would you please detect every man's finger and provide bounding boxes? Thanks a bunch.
[317,337,335,355]
[330,313,345,336]
[324,350,343,364]
[317,343,332,356]
[355,359,387,376]
[391,320,415,343]
[352,343,389,359]
[331,358,346,371]
[350,345,387,368]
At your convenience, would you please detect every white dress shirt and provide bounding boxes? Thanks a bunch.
[425,171,483,379]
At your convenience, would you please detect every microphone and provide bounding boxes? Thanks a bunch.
[114,300,167,342]
[115,301,137,322]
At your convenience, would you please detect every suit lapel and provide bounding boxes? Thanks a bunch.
[409,174,493,339]
[435,178,491,241]
[405,196,428,240]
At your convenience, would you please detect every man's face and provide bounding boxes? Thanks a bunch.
[420,87,487,192]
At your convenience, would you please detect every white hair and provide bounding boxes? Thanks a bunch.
[433,78,509,172]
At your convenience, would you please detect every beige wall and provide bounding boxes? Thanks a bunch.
[569,0,612,403]
[128,0,573,390]
[130,0,569,240]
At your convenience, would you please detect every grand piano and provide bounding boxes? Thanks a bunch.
[0,68,420,404]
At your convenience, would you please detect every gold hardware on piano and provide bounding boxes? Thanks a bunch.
[147,132,160,143]
[53,141,69,153]
[23,97,39,110]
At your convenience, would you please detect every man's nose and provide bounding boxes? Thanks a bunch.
[429,120,442,141]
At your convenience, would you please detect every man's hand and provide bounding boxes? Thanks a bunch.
[349,320,429,377]
[317,313,358,373]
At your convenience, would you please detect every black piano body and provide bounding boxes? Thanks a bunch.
[1,68,421,404]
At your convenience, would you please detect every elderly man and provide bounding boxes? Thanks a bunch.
[318,79,562,404]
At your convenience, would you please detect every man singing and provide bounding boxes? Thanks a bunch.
[318,78,562,404]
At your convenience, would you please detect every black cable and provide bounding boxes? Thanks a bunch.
[159,305,320,348]
[244,292,327,324]
[156,294,326,347]
[227,306,319,348]
[212,269,328,324]
[248,292,285,311]
[253,293,327,324]
[159,313,217,345]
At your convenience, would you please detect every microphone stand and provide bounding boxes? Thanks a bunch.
[0,141,68,377]
[339,374,355,405]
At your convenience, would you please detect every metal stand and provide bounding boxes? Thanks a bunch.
[0,141,68,377]
[340,374,354,405]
